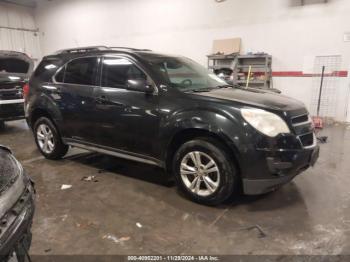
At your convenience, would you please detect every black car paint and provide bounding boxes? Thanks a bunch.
[26,49,319,195]
[0,145,35,261]
[0,51,34,122]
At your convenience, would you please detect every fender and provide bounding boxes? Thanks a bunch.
[159,107,250,165]
[26,87,65,135]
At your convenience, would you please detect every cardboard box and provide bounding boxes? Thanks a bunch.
[212,38,241,55]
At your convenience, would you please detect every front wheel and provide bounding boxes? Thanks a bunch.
[173,138,238,205]
[33,117,68,160]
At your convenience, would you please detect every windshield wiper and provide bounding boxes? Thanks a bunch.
[183,88,214,93]
[215,84,233,89]
[193,88,213,92]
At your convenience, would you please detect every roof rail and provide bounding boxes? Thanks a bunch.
[54,46,152,55]
[54,46,110,55]
[110,47,152,52]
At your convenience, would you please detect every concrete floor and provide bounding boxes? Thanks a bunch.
[1,120,350,255]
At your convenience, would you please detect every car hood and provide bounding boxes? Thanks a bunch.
[0,145,25,219]
[0,51,33,83]
[0,146,19,193]
[195,87,306,112]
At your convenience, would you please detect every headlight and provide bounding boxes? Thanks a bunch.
[241,108,290,137]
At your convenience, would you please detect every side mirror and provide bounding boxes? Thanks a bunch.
[126,79,154,94]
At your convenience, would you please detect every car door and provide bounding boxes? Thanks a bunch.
[51,56,100,142]
[93,56,160,157]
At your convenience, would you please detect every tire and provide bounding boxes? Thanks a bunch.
[173,137,238,205]
[33,117,68,159]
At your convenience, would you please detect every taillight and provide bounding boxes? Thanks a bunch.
[23,83,30,101]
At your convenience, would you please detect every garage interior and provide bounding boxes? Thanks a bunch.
[1,0,350,259]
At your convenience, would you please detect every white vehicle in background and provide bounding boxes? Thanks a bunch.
[0,51,33,129]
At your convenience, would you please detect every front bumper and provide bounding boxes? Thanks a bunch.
[0,181,35,261]
[242,143,320,195]
[0,100,25,122]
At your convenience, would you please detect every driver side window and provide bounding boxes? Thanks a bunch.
[101,57,147,89]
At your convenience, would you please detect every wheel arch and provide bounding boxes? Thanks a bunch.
[30,108,55,128]
[29,107,66,139]
[165,128,241,177]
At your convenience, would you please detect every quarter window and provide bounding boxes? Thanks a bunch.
[64,57,98,85]
[55,67,65,83]
[102,57,147,88]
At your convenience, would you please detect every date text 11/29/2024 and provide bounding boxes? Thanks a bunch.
[127,256,220,261]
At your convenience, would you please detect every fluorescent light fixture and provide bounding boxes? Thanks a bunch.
[45,64,57,70]
[43,85,57,90]
[127,80,138,85]
[8,76,20,80]
[104,59,132,66]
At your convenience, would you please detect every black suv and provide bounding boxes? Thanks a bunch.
[0,51,33,128]
[25,46,319,205]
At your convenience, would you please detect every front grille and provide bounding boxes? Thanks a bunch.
[0,82,23,101]
[290,114,316,148]
[0,92,21,100]
[291,114,309,125]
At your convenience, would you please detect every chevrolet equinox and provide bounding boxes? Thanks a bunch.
[25,46,319,205]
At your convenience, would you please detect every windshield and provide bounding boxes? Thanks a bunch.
[147,56,228,92]
[0,58,30,74]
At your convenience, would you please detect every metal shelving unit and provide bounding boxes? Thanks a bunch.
[207,54,237,71]
[233,54,272,89]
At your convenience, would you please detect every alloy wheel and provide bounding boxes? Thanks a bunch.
[36,124,55,154]
[180,151,220,197]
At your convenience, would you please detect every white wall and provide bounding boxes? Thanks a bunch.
[35,0,350,121]
[0,2,41,61]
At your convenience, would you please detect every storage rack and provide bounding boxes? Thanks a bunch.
[233,54,272,89]
[207,54,237,71]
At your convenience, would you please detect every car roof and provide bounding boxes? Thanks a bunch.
[45,46,178,61]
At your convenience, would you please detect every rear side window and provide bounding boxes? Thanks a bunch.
[64,57,99,86]
[0,58,29,74]
[102,57,147,88]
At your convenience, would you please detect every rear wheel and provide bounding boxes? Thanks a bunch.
[33,117,68,159]
[173,138,238,205]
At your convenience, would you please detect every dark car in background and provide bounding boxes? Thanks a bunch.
[0,145,35,262]
[25,46,319,205]
[0,51,34,129]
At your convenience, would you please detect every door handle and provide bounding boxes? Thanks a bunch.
[95,96,108,104]
[96,96,125,107]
